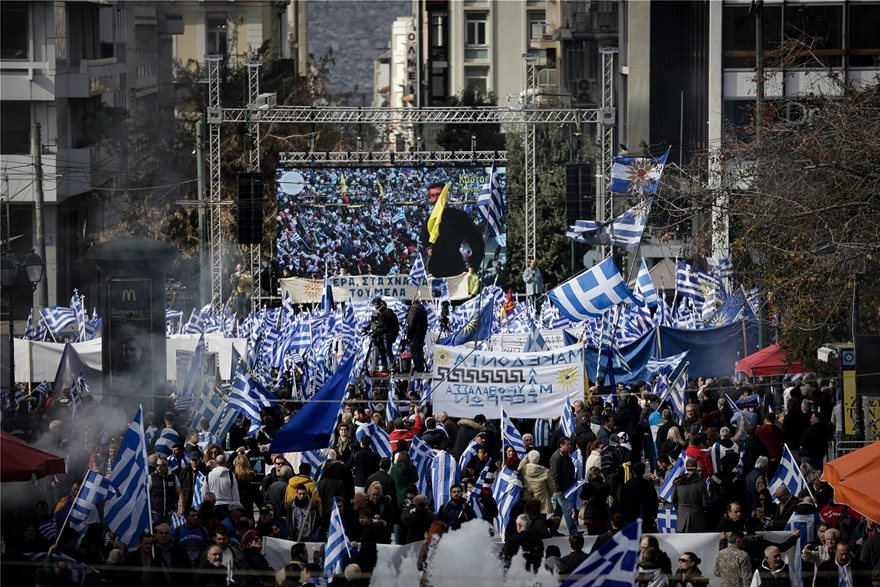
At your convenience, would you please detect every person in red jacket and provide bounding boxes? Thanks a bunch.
[389,412,424,452]
[684,434,713,478]
[755,412,786,467]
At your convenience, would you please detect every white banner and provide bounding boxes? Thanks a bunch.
[279,272,471,303]
[431,343,585,418]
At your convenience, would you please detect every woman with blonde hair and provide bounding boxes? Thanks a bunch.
[233,451,258,515]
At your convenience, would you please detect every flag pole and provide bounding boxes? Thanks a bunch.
[139,405,154,537]
[55,468,91,545]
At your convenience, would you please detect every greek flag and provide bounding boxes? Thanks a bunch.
[69,373,89,419]
[391,209,406,224]
[657,508,677,533]
[324,499,351,578]
[561,401,576,438]
[319,278,334,315]
[646,351,689,375]
[170,511,186,531]
[458,438,480,472]
[355,422,393,459]
[183,305,210,334]
[609,149,669,194]
[562,517,643,587]
[386,393,399,424]
[532,419,551,447]
[409,435,436,500]
[768,444,806,500]
[409,251,427,285]
[477,162,505,240]
[190,385,236,441]
[66,471,116,533]
[785,509,821,581]
[706,255,734,279]
[176,335,206,411]
[301,449,327,478]
[38,518,57,542]
[431,450,459,514]
[634,258,659,307]
[547,257,642,322]
[501,409,527,459]
[658,451,686,503]
[41,306,76,336]
[192,471,206,509]
[522,319,548,352]
[104,407,151,547]
[24,552,89,585]
[676,262,714,302]
[567,199,652,250]
[153,427,179,457]
[659,368,688,421]
[491,466,523,537]
[71,292,87,342]
[564,478,588,504]
[469,461,492,518]
[229,363,278,435]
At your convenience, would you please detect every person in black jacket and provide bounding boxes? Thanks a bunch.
[347,436,380,491]
[502,514,544,573]
[369,297,400,372]
[549,438,577,534]
[815,543,872,587]
[405,300,428,372]
[619,461,659,533]
[420,182,485,278]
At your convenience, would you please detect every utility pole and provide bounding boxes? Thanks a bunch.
[754,0,764,143]
[31,123,48,309]
[196,119,209,307]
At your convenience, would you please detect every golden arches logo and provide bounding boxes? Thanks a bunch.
[121,289,137,302]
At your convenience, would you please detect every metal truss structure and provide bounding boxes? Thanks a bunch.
[205,56,616,308]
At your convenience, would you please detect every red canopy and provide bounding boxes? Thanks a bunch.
[735,343,808,377]
[1,431,66,482]
[822,442,880,522]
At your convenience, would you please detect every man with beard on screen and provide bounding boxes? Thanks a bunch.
[420,182,485,278]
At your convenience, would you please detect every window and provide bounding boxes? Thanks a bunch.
[466,12,487,46]
[430,13,446,48]
[848,4,880,67]
[784,4,842,67]
[528,11,546,41]
[464,65,489,94]
[722,5,782,68]
[206,14,228,56]
[1,2,29,59]
[0,102,31,154]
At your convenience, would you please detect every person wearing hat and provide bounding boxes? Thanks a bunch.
[221,501,248,534]
[255,504,288,539]
[518,450,556,515]
[672,457,709,533]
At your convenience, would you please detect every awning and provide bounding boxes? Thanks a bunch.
[821,442,880,522]
[735,343,807,377]
[1,431,67,482]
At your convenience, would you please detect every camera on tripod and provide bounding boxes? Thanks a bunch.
[439,300,451,333]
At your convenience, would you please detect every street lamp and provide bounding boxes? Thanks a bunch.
[1,249,45,393]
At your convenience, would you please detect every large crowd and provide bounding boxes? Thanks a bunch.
[1,371,878,587]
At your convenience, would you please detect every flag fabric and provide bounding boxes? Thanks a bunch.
[71,292,87,342]
[609,149,669,194]
[270,353,356,453]
[354,422,393,459]
[477,162,505,240]
[437,296,496,346]
[706,255,734,279]
[65,471,116,534]
[153,427,179,457]
[561,517,642,587]
[768,444,806,500]
[532,419,551,448]
[785,509,821,581]
[24,551,89,585]
[229,363,278,436]
[468,461,492,518]
[69,373,89,418]
[547,257,642,322]
[522,318,548,352]
[676,262,714,302]
[41,306,77,337]
[37,518,57,542]
[391,209,406,224]
[324,499,351,578]
[567,199,652,250]
[301,449,327,478]
[409,252,427,285]
[104,407,151,547]
[319,278,334,315]
[658,451,686,503]
[170,511,186,531]
[501,409,527,459]
[659,368,688,421]
[409,435,436,501]
[560,402,576,439]
[491,466,523,537]
[657,508,677,534]
[431,450,459,514]
[176,335,205,411]
[646,351,689,375]
[635,258,659,307]
[427,183,450,244]
[192,471,206,509]
[458,438,480,472]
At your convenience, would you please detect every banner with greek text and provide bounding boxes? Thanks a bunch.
[279,273,470,303]
[431,343,584,418]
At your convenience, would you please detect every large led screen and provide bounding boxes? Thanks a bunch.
[275,166,506,279]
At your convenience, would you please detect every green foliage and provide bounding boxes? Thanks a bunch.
[435,88,505,151]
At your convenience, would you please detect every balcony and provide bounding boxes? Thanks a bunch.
[557,1,618,40]
[55,57,126,98]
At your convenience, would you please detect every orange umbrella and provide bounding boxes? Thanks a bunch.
[821,441,880,522]
[1,431,66,482]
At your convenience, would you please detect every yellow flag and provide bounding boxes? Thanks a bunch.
[339,173,348,194]
[427,183,449,244]
[377,181,385,199]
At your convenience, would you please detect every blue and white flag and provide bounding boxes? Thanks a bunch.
[469,461,492,518]
[324,499,351,577]
[319,278,334,315]
[659,368,688,421]
[458,438,480,472]
[785,508,821,581]
[170,511,186,531]
[768,444,806,500]
[37,518,57,542]
[104,407,151,547]
[24,551,90,585]
[66,470,116,534]
[355,422,393,459]
[431,450,459,514]
[71,292,87,342]
[561,517,643,587]
[657,508,677,534]
[560,401,576,439]
[301,449,327,478]
[609,149,669,194]
[477,162,506,240]
[676,262,714,302]
[409,252,427,285]
[176,335,206,411]
[532,419,551,447]
[567,199,652,250]
[391,209,406,224]
[69,372,90,418]
[153,427,179,457]
[547,257,642,322]
[41,306,76,337]
[635,258,659,307]
[229,363,278,435]
[522,319,548,352]
[192,471,206,509]
[646,351,689,376]
[706,255,734,279]
[409,435,436,501]
[492,466,523,537]
[658,451,686,503]
[501,409,527,459]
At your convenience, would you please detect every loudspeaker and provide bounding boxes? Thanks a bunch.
[856,335,880,396]
[565,163,594,228]
[237,172,263,244]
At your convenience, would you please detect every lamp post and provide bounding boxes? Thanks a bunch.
[1,249,44,392]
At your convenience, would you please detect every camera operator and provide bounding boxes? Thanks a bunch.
[370,297,400,373]
[406,299,428,373]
